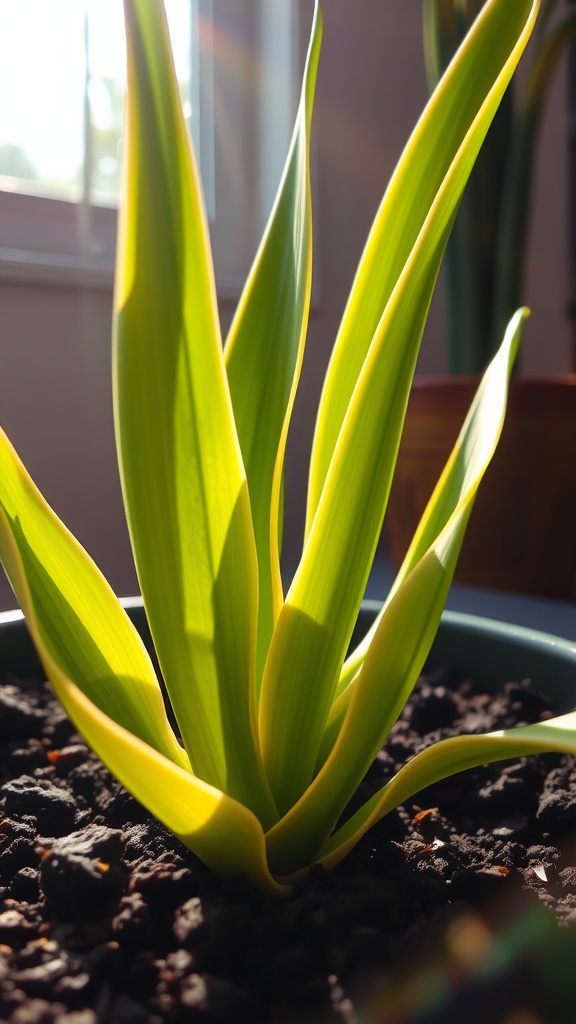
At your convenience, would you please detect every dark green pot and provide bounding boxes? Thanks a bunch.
[1,597,575,712]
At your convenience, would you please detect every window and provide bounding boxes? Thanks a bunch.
[0,0,297,292]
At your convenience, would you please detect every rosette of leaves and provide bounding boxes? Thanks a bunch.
[0,0,574,894]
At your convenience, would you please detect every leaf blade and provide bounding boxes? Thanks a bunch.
[0,428,187,769]
[314,712,576,875]
[260,0,539,814]
[264,313,523,874]
[306,0,539,526]
[491,7,576,344]
[45,658,285,895]
[334,309,527,707]
[225,3,322,684]
[117,0,275,823]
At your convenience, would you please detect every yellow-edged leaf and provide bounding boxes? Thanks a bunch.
[225,3,321,685]
[259,0,539,818]
[116,0,275,824]
[45,653,285,895]
[306,0,539,526]
[0,428,188,770]
[314,712,576,875]
[264,314,522,874]
[334,309,527,704]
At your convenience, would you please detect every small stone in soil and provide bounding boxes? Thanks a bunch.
[39,849,125,922]
[2,776,77,836]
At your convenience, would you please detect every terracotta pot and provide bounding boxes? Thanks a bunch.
[385,375,576,600]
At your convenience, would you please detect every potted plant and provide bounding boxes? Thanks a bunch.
[1,0,576,1018]
[2,599,576,1019]
[385,0,576,600]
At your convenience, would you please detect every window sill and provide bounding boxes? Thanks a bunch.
[0,247,115,290]
[0,247,250,304]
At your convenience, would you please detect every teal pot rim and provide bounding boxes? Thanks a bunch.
[354,600,576,713]
[0,597,574,713]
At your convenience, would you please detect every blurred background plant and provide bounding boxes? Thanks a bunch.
[423,0,576,373]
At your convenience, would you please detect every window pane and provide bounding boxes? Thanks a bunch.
[85,0,125,203]
[0,1,195,207]
[0,0,86,200]
[86,0,193,205]
[0,0,296,286]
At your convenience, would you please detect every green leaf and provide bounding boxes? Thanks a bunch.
[0,429,188,770]
[314,710,576,875]
[116,0,276,825]
[258,0,540,817]
[334,309,527,706]
[335,308,525,708]
[225,5,321,686]
[264,312,522,874]
[306,0,538,526]
[43,655,286,895]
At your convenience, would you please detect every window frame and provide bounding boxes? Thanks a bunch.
[0,0,298,297]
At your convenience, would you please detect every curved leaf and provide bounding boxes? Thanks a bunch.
[334,309,527,705]
[306,0,539,527]
[314,711,576,875]
[491,7,576,343]
[259,0,539,817]
[0,429,188,770]
[225,4,321,684]
[44,654,286,895]
[265,313,522,874]
[117,0,275,825]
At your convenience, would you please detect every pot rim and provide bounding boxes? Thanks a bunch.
[1,595,571,650]
[1,596,573,709]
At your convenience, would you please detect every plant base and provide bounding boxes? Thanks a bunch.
[1,664,575,1022]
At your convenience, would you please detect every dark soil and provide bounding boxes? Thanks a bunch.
[1,666,576,1023]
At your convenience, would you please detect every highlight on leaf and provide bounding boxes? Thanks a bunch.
[0,0,574,892]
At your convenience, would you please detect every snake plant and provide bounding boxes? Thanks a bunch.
[0,0,574,894]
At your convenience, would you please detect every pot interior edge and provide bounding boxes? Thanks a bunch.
[354,603,576,713]
[0,599,574,713]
